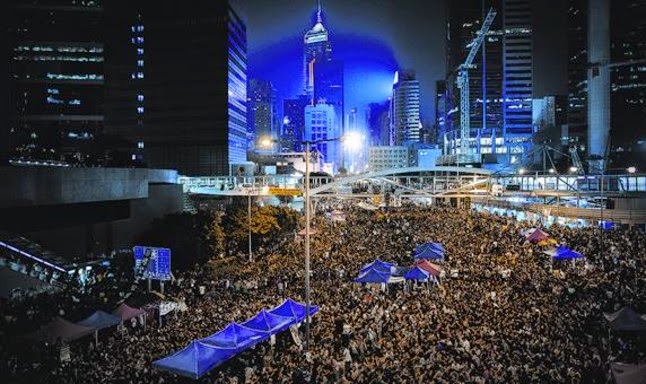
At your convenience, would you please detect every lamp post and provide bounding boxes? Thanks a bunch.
[248,189,252,263]
[302,133,360,353]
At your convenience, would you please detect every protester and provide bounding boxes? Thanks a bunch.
[1,204,644,383]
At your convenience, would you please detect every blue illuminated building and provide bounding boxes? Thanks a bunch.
[104,0,247,176]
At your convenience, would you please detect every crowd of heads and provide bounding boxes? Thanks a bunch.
[1,203,645,383]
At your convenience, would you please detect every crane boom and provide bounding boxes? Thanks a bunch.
[457,7,497,157]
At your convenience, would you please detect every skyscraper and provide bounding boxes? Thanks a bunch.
[390,70,421,146]
[610,0,645,166]
[303,0,332,99]
[367,101,390,147]
[105,0,247,176]
[305,103,337,172]
[248,79,277,150]
[502,0,533,164]
[313,59,344,139]
[7,0,104,164]
[566,0,588,149]
[282,95,309,152]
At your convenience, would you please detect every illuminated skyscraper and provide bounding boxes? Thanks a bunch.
[305,103,338,172]
[303,0,332,99]
[390,70,421,146]
[248,79,277,150]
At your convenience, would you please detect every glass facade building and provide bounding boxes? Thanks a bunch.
[104,0,247,176]
[7,0,104,164]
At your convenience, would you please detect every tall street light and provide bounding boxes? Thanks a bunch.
[302,133,361,353]
[248,189,252,263]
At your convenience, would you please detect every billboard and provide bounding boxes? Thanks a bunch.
[133,246,171,281]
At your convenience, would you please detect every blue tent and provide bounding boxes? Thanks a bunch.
[354,268,391,283]
[241,309,295,334]
[77,310,122,331]
[551,245,584,260]
[268,298,319,322]
[152,341,236,379]
[414,243,445,261]
[404,266,430,281]
[359,259,393,274]
[199,322,269,351]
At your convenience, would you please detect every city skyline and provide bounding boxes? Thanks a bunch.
[232,0,446,126]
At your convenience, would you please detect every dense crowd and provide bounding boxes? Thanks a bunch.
[1,204,645,383]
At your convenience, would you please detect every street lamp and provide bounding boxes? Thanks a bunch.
[627,166,637,174]
[518,168,526,175]
[302,133,358,353]
[248,189,252,263]
[569,166,578,174]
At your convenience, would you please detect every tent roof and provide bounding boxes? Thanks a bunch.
[604,307,646,331]
[354,268,391,283]
[199,322,268,351]
[551,245,584,260]
[404,266,430,281]
[112,303,146,321]
[268,298,319,322]
[526,228,550,242]
[152,341,236,379]
[414,243,445,260]
[28,316,95,343]
[77,310,121,331]
[414,260,442,276]
[611,362,646,384]
[240,309,295,333]
[359,259,393,274]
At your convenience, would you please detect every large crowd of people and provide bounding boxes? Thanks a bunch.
[1,203,644,383]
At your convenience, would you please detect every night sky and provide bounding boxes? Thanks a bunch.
[231,0,446,126]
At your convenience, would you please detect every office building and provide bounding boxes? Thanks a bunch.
[609,0,645,165]
[281,95,309,153]
[303,2,332,99]
[390,70,421,146]
[368,146,409,171]
[313,59,344,138]
[248,79,277,151]
[304,103,338,172]
[565,0,588,149]
[367,101,390,147]
[105,0,247,176]
[7,0,104,164]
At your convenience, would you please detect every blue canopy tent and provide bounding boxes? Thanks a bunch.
[152,341,236,379]
[404,266,430,281]
[268,298,319,323]
[414,243,445,261]
[199,322,269,351]
[359,259,393,274]
[354,268,391,283]
[550,245,584,260]
[241,309,295,334]
[77,310,122,331]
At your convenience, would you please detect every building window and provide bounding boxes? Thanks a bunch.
[137,141,144,149]
[136,72,144,79]
[137,107,144,114]
[137,60,144,67]
[137,94,144,102]
[137,48,144,56]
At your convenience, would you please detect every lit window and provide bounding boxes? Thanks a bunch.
[137,48,144,55]
[137,94,144,102]
[137,107,144,114]
[137,141,144,149]
[136,72,144,79]
[131,73,136,79]
[137,25,144,32]
[131,154,136,160]
[137,60,144,67]
[136,37,144,44]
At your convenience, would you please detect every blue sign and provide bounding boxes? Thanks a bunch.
[133,246,171,281]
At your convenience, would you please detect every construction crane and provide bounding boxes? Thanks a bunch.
[457,7,497,158]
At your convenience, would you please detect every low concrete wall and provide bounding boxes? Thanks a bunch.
[1,167,178,208]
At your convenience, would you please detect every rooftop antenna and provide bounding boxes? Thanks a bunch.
[317,0,322,23]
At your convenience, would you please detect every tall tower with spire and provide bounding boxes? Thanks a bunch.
[303,0,332,99]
